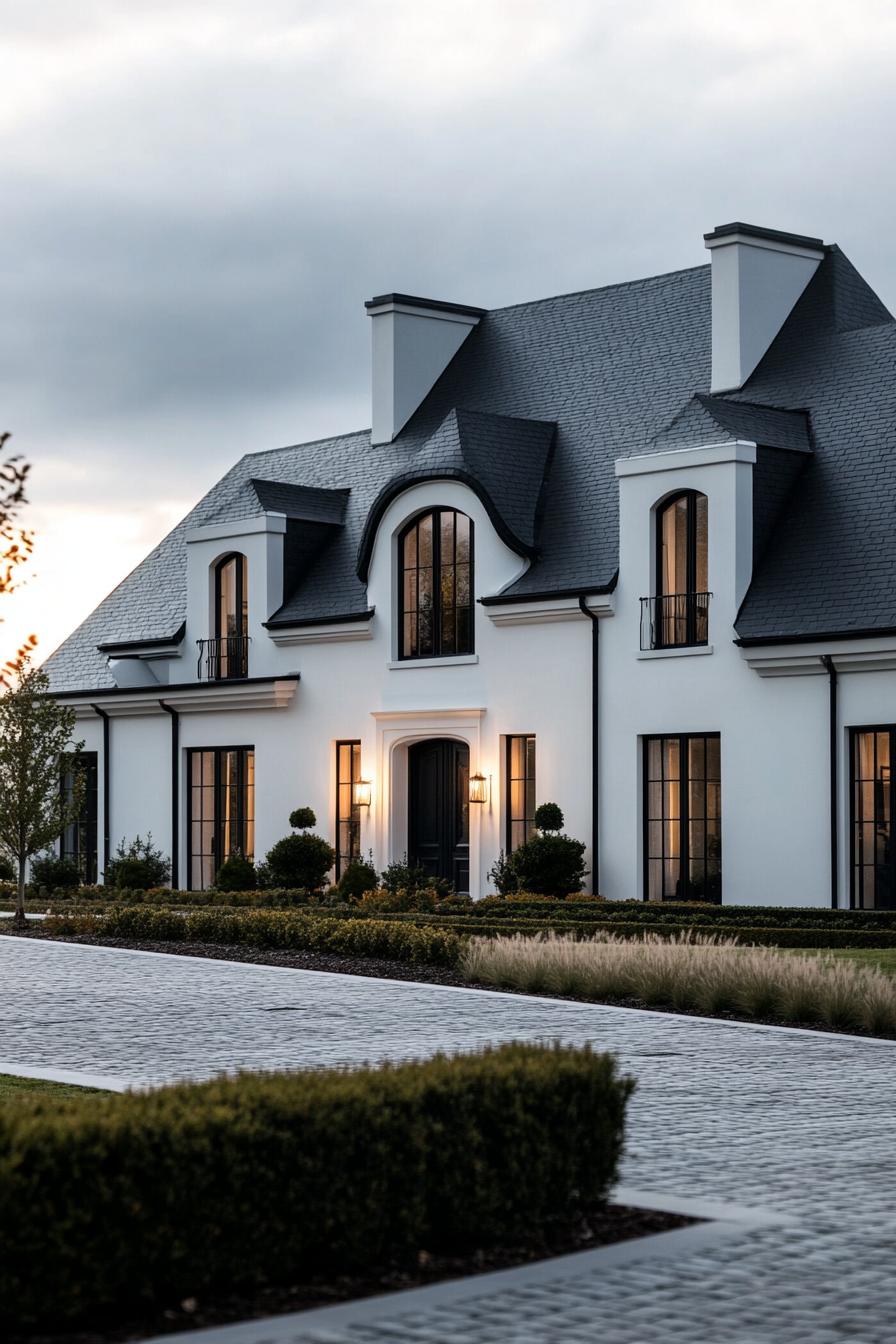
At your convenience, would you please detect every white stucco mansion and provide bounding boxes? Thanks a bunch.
[45,221,896,907]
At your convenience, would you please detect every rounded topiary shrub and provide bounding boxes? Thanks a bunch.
[489,832,588,897]
[534,802,564,833]
[29,853,82,889]
[215,854,257,892]
[289,807,317,831]
[263,835,336,893]
[336,858,379,902]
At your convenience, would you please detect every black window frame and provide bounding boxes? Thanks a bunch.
[60,751,99,884]
[642,732,722,903]
[850,725,896,910]
[187,745,255,891]
[398,508,474,660]
[212,552,249,679]
[335,739,362,879]
[654,489,709,649]
[506,734,536,852]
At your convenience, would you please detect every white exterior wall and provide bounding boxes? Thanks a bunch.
[69,459,896,906]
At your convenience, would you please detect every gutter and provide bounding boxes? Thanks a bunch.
[820,656,838,909]
[159,702,180,888]
[90,704,111,881]
[735,624,896,648]
[578,595,601,895]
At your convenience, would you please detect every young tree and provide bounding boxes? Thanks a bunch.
[0,657,84,927]
[1,431,37,687]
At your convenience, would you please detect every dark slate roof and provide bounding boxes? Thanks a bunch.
[733,246,896,641]
[355,408,556,580]
[41,241,896,689]
[248,480,349,524]
[649,393,813,454]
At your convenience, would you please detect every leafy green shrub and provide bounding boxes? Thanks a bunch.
[105,835,170,890]
[360,886,438,913]
[534,802,565,832]
[262,807,335,892]
[380,856,452,899]
[490,833,588,897]
[289,806,317,830]
[336,856,379,901]
[29,853,82,889]
[0,854,16,882]
[214,854,257,891]
[0,1042,632,1331]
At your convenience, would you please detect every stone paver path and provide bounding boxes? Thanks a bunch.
[1,938,894,1342]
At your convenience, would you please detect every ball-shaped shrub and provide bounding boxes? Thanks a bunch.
[336,858,379,901]
[0,853,16,882]
[491,833,587,897]
[105,835,170,890]
[534,802,564,833]
[289,807,317,831]
[215,854,257,891]
[263,833,336,893]
[29,854,82,889]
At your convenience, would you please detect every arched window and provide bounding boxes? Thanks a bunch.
[655,491,708,647]
[399,509,473,659]
[213,553,248,679]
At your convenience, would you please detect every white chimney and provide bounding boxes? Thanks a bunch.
[704,223,825,393]
[365,293,484,445]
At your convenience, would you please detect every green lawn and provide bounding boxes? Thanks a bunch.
[786,948,896,976]
[0,1073,105,1102]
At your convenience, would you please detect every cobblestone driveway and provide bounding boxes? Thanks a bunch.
[1,939,894,1342]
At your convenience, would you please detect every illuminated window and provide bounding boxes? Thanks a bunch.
[335,740,362,878]
[188,747,254,890]
[655,492,708,648]
[644,734,721,901]
[852,729,895,909]
[506,735,536,851]
[399,509,473,659]
[60,752,98,884]
[213,553,248,679]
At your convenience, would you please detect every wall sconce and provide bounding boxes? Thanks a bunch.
[353,779,372,808]
[469,772,489,805]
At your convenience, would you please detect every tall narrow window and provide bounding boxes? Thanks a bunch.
[655,491,709,648]
[336,740,362,878]
[213,553,249,679]
[507,735,536,852]
[852,729,895,910]
[400,509,473,659]
[644,733,721,902]
[188,747,254,890]
[60,752,99,884]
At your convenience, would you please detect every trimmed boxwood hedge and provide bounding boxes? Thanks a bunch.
[0,1043,633,1330]
[42,906,463,965]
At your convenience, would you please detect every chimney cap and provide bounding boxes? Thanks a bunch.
[704,221,825,252]
[365,292,486,317]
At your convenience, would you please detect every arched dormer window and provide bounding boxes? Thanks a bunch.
[654,491,708,648]
[399,509,473,659]
[213,552,248,679]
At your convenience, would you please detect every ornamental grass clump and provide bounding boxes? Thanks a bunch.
[462,931,896,1035]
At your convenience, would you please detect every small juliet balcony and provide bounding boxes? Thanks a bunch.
[197,635,251,681]
[640,592,711,652]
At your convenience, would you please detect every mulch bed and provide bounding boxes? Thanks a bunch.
[14,1203,693,1343]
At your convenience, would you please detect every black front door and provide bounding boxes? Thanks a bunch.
[408,739,470,893]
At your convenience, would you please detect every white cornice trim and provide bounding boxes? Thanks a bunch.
[267,622,373,647]
[70,678,299,719]
[615,441,757,477]
[371,707,486,722]
[186,514,286,544]
[741,639,896,678]
[486,593,614,627]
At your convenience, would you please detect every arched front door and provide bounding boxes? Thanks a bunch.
[408,739,470,893]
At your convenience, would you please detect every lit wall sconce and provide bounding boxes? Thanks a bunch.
[469,772,489,805]
[353,779,372,808]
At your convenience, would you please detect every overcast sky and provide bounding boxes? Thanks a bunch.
[3,0,896,664]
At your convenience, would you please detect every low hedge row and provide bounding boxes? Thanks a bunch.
[396,917,896,949]
[0,1043,633,1330]
[42,906,463,965]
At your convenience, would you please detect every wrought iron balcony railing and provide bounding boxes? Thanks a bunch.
[640,592,711,651]
[196,635,250,681]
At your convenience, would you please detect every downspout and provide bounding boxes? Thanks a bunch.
[820,656,838,909]
[90,704,111,882]
[159,702,180,889]
[578,595,600,895]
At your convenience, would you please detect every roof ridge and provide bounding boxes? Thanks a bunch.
[486,262,708,316]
